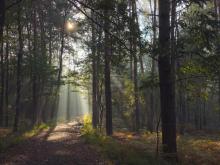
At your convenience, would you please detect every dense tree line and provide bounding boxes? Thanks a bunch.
[0,0,220,162]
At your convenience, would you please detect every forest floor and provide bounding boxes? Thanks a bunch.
[111,130,220,165]
[0,121,108,165]
[1,122,220,165]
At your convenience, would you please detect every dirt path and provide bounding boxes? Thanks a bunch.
[0,122,106,165]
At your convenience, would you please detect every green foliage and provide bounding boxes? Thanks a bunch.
[96,0,115,10]
[81,122,167,165]
[180,61,208,75]
[0,123,51,152]
[112,78,136,129]
[179,61,210,101]
[139,74,159,89]
[180,2,217,52]
[81,115,95,135]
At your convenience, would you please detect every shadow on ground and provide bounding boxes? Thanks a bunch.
[0,121,105,165]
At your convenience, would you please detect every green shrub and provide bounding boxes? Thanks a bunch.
[81,123,167,165]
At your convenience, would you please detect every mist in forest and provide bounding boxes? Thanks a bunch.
[1,0,220,164]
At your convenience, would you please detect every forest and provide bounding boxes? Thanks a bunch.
[0,0,220,164]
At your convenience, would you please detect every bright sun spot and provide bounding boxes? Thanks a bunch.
[66,21,76,32]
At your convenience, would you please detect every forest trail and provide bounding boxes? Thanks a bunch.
[0,121,105,165]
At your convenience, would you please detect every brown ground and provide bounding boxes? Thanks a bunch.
[0,122,107,165]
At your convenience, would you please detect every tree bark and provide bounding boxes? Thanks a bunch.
[131,0,140,131]
[14,5,23,132]
[58,11,67,83]
[158,0,177,159]
[104,9,113,136]
[91,10,99,128]
[148,0,157,132]
[0,0,5,126]
[5,25,9,127]
[32,7,38,125]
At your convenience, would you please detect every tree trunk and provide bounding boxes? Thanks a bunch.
[131,0,140,131]
[58,11,67,83]
[91,10,99,128]
[148,0,157,132]
[214,0,220,122]
[0,0,5,126]
[14,5,23,132]
[104,9,113,136]
[158,0,177,159]
[49,25,53,65]
[36,7,46,125]
[5,25,9,127]
[32,7,38,125]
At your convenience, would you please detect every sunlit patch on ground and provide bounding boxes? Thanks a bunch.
[0,121,105,165]
[47,123,78,142]
[47,132,73,142]
[0,128,11,138]
[178,134,220,165]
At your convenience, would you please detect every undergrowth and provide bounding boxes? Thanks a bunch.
[0,123,51,152]
[81,115,167,165]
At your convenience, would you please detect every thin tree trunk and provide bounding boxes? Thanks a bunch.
[0,31,4,127]
[14,5,23,132]
[49,26,53,65]
[5,25,9,127]
[0,0,5,126]
[131,0,140,131]
[92,10,99,128]
[48,2,53,66]
[97,22,102,130]
[32,7,38,125]
[148,0,157,132]
[129,0,133,81]
[214,0,220,121]
[104,9,113,136]
[37,7,46,125]
[58,11,67,83]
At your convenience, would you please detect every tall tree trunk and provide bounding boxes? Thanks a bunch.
[48,1,53,66]
[0,0,5,126]
[148,0,157,132]
[66,81,71,121]
[131,0,140,131]
[91,10,99,128]
[49,26,53,65]
[32,7,38,125]
[158,0,177,159]
[214,0,220,121]
[5,25,9,127]
[0,29,4,127]
[97,22,102,130]
[58,11,67,83]
[104,9,113,136]
[129,0,133,81]
[37,7,46,125]
[171,0,177,134]
[14,5,23,132]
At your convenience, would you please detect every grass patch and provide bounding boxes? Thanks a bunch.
[81,116,220,165]
[81,116,167,165]
[0,123,51,152]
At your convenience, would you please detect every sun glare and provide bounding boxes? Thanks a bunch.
[66,21,76,32]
